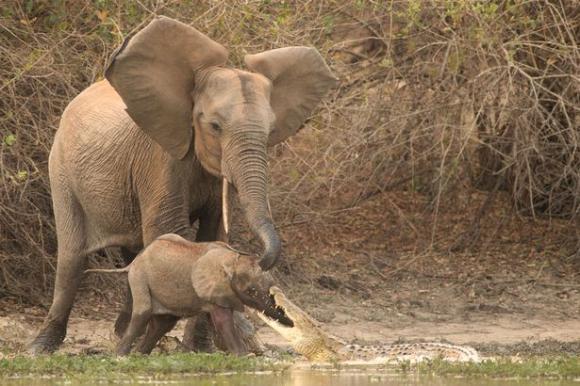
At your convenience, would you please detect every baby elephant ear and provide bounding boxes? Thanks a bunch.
[105,16,228,159]
[191,248,244,312]
[245,47,338,146]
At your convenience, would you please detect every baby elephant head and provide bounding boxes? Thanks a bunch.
[191,246,293,326]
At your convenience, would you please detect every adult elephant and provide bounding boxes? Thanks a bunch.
[29,16,337,354]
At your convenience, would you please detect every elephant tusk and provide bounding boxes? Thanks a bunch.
[267,196,273,219]
[222,177,229,235]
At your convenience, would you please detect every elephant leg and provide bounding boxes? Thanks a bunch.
[210,307,246,355]
[214,311,263,355]
[114,247,136,338]
[136,314,179,354]
[29,194,88,354]
[234,311,263,354]
[194,207,222,242]
[182,313,214,353]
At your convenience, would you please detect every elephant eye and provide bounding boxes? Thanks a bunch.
[210,122,221,132]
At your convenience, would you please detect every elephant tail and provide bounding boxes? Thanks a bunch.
[84,266,130,274]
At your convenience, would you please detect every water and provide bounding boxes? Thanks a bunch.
[2,371,577,386]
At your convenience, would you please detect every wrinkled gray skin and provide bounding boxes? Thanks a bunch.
[29,16,336,354]
[86,235,292,356]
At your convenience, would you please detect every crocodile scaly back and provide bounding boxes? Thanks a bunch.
[340,342,481,363]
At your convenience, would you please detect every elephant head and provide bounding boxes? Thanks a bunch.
[191,247,293,326]
[105,16,337,270]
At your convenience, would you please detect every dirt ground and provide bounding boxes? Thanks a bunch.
[1,190,579,357]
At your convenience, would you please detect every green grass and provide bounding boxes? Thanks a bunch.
[2,353,580,381]
[405,356,580,379]
[0,353,285,380]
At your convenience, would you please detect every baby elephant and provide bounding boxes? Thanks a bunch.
[86,234,292,355]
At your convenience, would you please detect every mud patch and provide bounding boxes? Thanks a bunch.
[2,312,580,359]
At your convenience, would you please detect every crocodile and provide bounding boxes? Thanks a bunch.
[256,286,481,363]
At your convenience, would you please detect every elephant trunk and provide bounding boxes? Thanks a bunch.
[223,127,281,270]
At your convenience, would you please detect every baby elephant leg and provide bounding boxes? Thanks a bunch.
[136,315,179,354]
[117,311,151,355]
[116,274,151,356]
[209,307,246,355]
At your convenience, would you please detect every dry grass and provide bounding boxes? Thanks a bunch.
[0,1,578,303]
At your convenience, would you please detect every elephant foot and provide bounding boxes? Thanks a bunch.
[28,320,67,355]
[182,314,215,353]
[114,311,131,338]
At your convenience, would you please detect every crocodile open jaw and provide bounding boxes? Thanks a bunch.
[256,286,344,361]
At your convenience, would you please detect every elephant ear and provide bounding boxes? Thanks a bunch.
[105,16,228,159]
[244,47,338,146]
[191,248,244,311]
